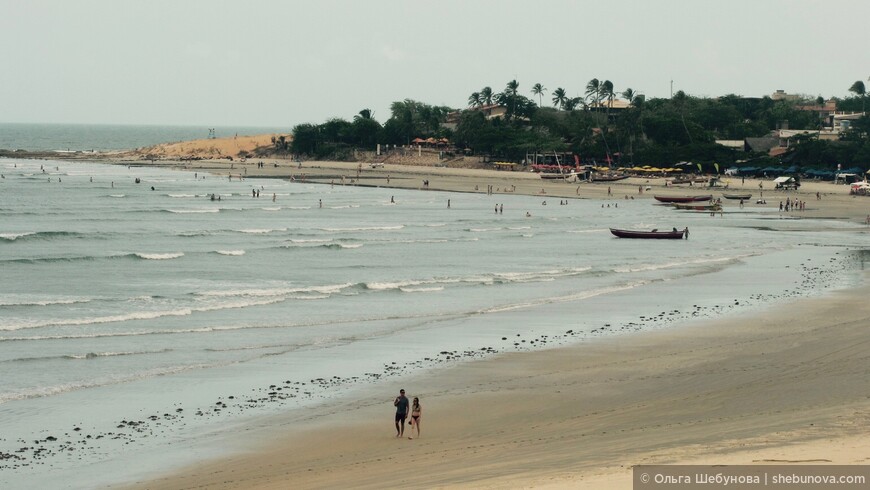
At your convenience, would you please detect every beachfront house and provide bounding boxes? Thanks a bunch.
[443,104,509,130]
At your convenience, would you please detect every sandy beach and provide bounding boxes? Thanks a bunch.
[97,154,870,489]
[127,277,870,489]
[112,153,870,223]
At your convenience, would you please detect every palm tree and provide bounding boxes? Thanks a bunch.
[531,83,546,107]
[585,78,601,110]
[354,108,374,121]
[563,97,578,111]
[481,86,494,106]
[673,90,693,143]
[505,79,519,118]
[468,92,482,108]
[601,80,614,122]
[849,80,866,112]
[552,87,567,110]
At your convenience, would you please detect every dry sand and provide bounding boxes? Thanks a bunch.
[103,155,870,489]
[127,282,870,489]
[124,134,282,160]
[121,156,870,223]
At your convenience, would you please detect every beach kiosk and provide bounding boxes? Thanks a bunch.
[773,176,798,190]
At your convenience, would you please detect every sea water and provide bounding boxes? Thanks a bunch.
[0,158,867,488]
[0,123,288,152]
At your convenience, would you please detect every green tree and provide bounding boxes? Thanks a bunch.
[849,80,866,112]
[505,79,519,118]
[354,108,374,121]
[673,90,693,143]
[601,79,614,122]
[585,78,601,110]
[290,123,321,155]
[468,92,482,108]
[552,87,567,110]
[531,83,546,107]
[481,86,494,106]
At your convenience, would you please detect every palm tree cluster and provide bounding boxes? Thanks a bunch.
[286,76,870,173]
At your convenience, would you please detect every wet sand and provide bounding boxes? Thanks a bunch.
[114,156,870,224]
[109,158,870,489]
[126,279,870,489]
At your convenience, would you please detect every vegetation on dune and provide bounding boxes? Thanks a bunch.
[285,79,870,173]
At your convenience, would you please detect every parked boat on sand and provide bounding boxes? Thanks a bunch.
[610,228,686,239]
[672,203,721,211]
[653,195,713,203]
[722,193,751,200]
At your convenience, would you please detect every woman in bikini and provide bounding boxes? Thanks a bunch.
[408,397,422,439]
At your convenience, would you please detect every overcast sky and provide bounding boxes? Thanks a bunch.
[2,0,868,128]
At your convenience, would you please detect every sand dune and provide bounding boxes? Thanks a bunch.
[131,134,287,159]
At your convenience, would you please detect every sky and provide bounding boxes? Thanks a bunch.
[2,0,869,128]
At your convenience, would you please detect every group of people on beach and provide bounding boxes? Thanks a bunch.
[393,388,422,439]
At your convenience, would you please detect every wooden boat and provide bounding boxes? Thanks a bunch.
[610,228,685,239]
[672,203,721,211]
[591,173,629,182]
[722,193,751,200]
[539,171,575,180]
[653,195,712,203]
[670,176,708,185]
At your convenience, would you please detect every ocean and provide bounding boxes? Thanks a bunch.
[0,157,866,488]
[0,123,288,152]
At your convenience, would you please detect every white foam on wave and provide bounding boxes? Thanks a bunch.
[215,250,245,256]
[168,194,196,198]
[167,208,219,214]
[261,207,281,211]
[196,283,354,298]
[109,194,126,198]
[478,281,648,314]
[0,295,93,307]
[0,361,226,405]
[613,254,751,274]
[135,252,184,260]
[0,308,194,331]
[0,232,36,241]
[288,238,332,244]
[237,228,287,234]
[399,286,444,293]
[468,227,502,232]
[320,225,403,232]
[65,349,171,360]
[0,293,301,331]
[395,239,449,244]
[365,267,593,292]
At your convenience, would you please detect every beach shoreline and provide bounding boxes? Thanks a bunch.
[5,151,869,488]
[88,152,870,225]
[79,152,869,488]
[124,275,870,489]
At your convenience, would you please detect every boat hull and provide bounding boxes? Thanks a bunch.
[722,194,751,200]
[653,195,713,203]
[672,203,721,211]
[610,228,685,239]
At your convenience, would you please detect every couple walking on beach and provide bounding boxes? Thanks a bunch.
[393,388,422,439]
